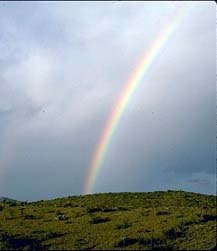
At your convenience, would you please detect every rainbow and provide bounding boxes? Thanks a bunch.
[84,2,193,194]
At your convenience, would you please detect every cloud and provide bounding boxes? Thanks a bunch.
[186,178,210,186]
[0,1,215,200]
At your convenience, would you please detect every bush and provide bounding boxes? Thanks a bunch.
[89,216,110,224]
[63,202,73,208]
[8,202,17,207]
[117,206,128,211]
[65,220,72,224]
[164,228,177,240]
[115,221,131,229]
[24,214,39,220]
[138,237,164,247]
[116,237,137,247]
[20,202,28,206]
[102,207,118,212]
[0,232,43,250]
[183,215,200,226]
[74,238,90,250]
[55,214,67,221]
[85,207,101,213]
[202,214,217,223]
[116,236,165,248]
[156,210,171,216]
[46,232,64,239]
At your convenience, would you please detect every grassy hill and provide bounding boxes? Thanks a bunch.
[0,190,216,250]
[0,197,18,203]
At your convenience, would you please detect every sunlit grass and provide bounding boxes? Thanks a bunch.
[0,190,216,250]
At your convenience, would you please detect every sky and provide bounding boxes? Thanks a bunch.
[0,1,216,201]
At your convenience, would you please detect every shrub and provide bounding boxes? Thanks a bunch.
[102,207,118,212]
[164,227,177,240]
[183,215,200,226]
[116,237,138,247]
[0,233,43,250]
[85,207,101,213]
[164,226,185,240]
[74,238,90,250]
[117,206,128,211]
[46,232,64,239]
[89,216,110,224]
[115,221,131,229]
[24,214,39,220]
[65,220,72,224]
[55,214,67,221]
[156,210,171,216]
[20,202,28,206]
[8,202,17,207]
[138,237,163,247]
[19,207,25,216]
[176,214,183,218]
[202,214,217,223]
[63,202,73,208]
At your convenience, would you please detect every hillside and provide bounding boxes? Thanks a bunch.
[0,190,216,250]
[0,197,17,203]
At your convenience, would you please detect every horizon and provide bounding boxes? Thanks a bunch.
[1,189,216,203]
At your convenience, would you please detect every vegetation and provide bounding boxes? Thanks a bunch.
[0,190,216,250]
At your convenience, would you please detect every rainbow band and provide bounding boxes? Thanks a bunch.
[84,3,193,194]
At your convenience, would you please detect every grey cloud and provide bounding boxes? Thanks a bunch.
[0,108,108,201]
[0,2,215,200]
[186,178,210,185]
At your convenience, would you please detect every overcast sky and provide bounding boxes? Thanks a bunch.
[0,1,216,201]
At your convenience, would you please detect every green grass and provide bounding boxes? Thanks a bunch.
[0,190,216,250]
